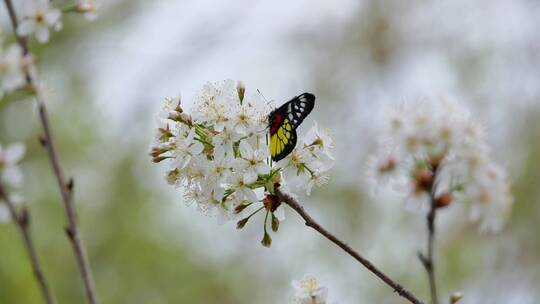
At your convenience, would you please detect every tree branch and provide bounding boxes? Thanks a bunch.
[0,179,55,304]
[419,167,440,304]
[2,1,98,303]
[274,187,424,304]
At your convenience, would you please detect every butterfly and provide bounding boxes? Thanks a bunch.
[268,93,315,162]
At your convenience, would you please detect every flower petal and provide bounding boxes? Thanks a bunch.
[35,26,50,43]
[16,20,35,36]
[5,143,25,164]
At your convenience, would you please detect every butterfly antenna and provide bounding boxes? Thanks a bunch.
[257,89,273,108]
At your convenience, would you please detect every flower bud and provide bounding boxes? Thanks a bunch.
[237,81,245,103]
[152,156,168,163]
[378,156,397,173]
[436,192,453,208]
[263,194,280,212]
[236,217,249,229]
[271,213,280,232]
[150,147,165,157]
[414,168,433,192]
[75,2,96,13]
[234,203,251,214]
[166,169,179,185]
[429,153,445,171]
[450,292,464,303]
[261,231,272,247]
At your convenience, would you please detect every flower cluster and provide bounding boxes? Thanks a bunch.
[16,0,98,44]
[0,142,26,223]
[150,80,334,246]
[0,0,97,100]
[368,98,513,232]
[291,275,328,304]
[17,0,62,44]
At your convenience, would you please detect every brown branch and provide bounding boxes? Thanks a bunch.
[2,1,98,303]
[0,179,55,304]
[274,187,424,304]
[418,167,440,304]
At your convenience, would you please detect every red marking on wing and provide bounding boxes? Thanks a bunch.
[270,114,282,134]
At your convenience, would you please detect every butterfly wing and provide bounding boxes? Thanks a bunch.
[269,93,315,162]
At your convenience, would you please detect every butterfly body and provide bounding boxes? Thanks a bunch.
[268,93,315,162]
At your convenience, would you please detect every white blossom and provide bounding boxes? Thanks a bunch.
[75,0,98,21]
[235,141,270,184]
[278,123,335,195]
[368,97,513,232]
[170,127,203,169]
[17,0,62,44]
[0,44,28,96]
[291,275,328,304]
[0,143,26,188]
[0,193,23,224]
[0,143,26,224]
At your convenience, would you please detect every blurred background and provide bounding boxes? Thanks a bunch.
[1,0,540,303]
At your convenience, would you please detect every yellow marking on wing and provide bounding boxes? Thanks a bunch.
[278,127,284,140]
[284,120,292,131]
[271,135,277,156]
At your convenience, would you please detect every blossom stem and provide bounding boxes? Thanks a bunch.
[275,187,424,304]
[2,1,98,303]
[0,178,56,304]
[246,206,265,221]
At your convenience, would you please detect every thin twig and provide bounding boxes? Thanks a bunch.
[418,167,440,304]
[2,1,98,303]
[0,179,55,304]
[274,187,424,304]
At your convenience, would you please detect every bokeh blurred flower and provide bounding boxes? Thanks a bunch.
[368,97,513,232]
[0,44,28,97]
[17,0,62,43]
[0,142,26,224]
[291,275,328,304]
[0,142,26,188]
[75,0,98,21]
[150,80,335,244]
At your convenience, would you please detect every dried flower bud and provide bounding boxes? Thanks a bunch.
[378,156,397,173]
[429,153,445,170]
[414,169,434,193]
[152,156,168,163]
[436,192,453,208]
[263,194,281,212]
[166,169,180,185]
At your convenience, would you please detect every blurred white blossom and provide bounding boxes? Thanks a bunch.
[0,142,26,188]
[0,44,28,97]
[0,142,26,223]
[17,0,62,43]
[291,275,328,304]
[150,80,334,244]
[367,97,513,232]
[75,0,98,21]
